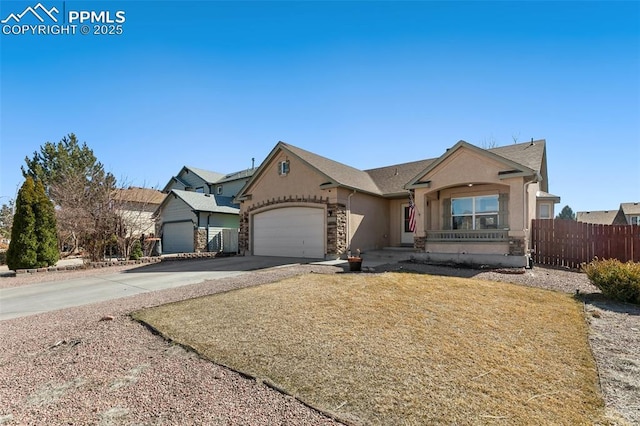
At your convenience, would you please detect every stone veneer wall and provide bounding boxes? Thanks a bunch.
[414,236,426,251]
[195,228,207,252]
[327,203,347,257]
[238,196,347,258]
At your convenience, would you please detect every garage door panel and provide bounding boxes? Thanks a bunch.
[253,207,324,258]
[163,222,194,254]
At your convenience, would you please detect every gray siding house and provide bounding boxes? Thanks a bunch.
[156,166,255,254]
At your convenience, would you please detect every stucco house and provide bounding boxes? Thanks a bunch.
[155,166,255,254]
[112,186,165,238]
[235,139,560,267]
[577,202,640,225]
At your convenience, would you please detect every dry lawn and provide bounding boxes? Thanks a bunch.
[133,272,611,425]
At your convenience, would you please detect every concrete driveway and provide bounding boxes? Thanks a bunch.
[0,256,336,321]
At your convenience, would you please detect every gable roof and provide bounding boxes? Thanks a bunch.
[576,210,618,225]
[217,168,257,184]
[163,166,255,193]
[238,139,550,200]
[620,202,640,216]
[488,140,547,173]
[252,142,382,195]
[162,189,239,215]
[184,166,226,184]
[405,140,543,189]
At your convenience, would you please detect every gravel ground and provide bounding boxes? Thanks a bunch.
[0,261,638,425]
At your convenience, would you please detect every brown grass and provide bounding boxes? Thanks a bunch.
[133,272,611,425]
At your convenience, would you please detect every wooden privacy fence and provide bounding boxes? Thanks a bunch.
[531,219,640,269]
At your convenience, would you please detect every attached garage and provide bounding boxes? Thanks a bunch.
[162,221,194,254]
[253,207,325,258]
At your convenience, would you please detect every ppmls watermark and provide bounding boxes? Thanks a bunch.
[1,2,126,36]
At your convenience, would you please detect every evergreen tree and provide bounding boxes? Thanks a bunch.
[556,205,576,220]
[34,179,59,266]
[0,201,14,240]
[23,134,117,259]
[6,177,59,270]
[6,178,38,270]
[129,239,143,260]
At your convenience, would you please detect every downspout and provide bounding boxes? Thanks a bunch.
[347,189,356,257]
[523,172,543,256]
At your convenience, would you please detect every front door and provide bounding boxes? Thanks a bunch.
[401,203,414,245]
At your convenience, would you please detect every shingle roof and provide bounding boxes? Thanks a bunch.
[576,210,618,225]
[282,143,382,194]
[113,187,165,205]
[488,140,546,172]
[536,190,560,202]
[365,159,435,195]
[249,140,549,199]
[171,189,239,214]
[217,168,256,184]
[621,202,640,216]
[186,166,226,184]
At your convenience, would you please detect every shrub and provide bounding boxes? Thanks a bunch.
[582,258,640,304]
[130,239,143,260]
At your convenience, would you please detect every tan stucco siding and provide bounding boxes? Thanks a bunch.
[388,199,405,246]
[243,151,332,206]
[426,241,510,255]
[338,189,389,252]
[423,149,515,189]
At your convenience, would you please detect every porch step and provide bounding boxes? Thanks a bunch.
[359,248,416,265]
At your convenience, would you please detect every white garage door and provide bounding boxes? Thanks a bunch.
[162,221,194,254]
[253,207,324,258]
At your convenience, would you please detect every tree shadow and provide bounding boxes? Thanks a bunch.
[577,293,640,316]
[371,261,488,279]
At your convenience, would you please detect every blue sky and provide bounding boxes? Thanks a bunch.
[1,1,638,214]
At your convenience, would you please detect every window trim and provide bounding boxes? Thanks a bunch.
[279,160,290,175]
[539,203,551,219]
[451,195,499,230]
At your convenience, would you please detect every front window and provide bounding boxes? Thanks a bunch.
[452,195,498,230]
[539,203,551,219]
[630,216,640,225]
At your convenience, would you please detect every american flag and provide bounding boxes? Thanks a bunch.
[408,197,416,233]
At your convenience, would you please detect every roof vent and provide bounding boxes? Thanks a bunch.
[530,138,534,146]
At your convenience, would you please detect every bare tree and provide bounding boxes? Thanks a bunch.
[480,136,499,149]
[111,185,164,259]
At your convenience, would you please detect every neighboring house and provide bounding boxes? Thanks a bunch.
[577,202,640,225]
[156,166,255,254]
[112,187,165,238]
[619,202,640,225]
[235,139,560,267]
